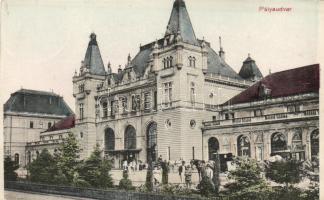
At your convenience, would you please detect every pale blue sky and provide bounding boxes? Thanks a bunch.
[0,0,319,110]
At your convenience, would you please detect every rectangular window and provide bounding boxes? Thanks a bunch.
[30,121,34,128]
[212,116,217,121]
[48,122,52,129]
[103,102,108,118]
[287,105,300,112]
[144,92,151,110]
[79,103,84,119]
[110,101,114,116]
[190,82,195,104]
[225,113,229,120]
[163,82,172,107]
[154,91,157,110]
[132,95,136,111]
[121,97,128,113]
[254,109,263,117]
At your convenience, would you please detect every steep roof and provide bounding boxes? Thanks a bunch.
[205,45,242,79]
[4,89,74,116]
[83,33,106,76]
[225,64,320,105]
[44,115,75,133]
[239,55,263,81]
[165,0,198,45]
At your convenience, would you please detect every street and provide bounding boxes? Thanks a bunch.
[4,190,94,200]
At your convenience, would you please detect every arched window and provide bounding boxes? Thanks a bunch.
[189,56,192,67]
[208,137,219,160]
[14,153,19,164]
[237,135,250,157]
[271,132,287,153]
[163,58,166,69]
[310,129,319,161]
[125,125,136,149]
[169,56,173,67]
[192,57,196,67]
[105,128,115,151]
[147,122,157,162]
[292,130,302,150]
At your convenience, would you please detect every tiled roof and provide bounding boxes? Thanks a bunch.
[165,0,198,45]
[44,115,75,132]
[83,33,106,76]
[4,89,74,116]
[239,55,263,81]
[224,64,320,105]
[205,45,242,79]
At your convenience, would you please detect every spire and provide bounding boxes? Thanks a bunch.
[107,62,112,74]
[239,54,263,81]
[219,36,225,60]
[83,33,106,76]
[165,0,198,45]
[127,53,131,65]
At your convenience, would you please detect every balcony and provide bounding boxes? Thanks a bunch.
[26,139,64,147]
[203,109,319,129]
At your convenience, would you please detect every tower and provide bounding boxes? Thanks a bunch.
[150,0,208,161]
[73,33,106,158]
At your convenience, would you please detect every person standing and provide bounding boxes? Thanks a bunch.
[178,161,185,183]
[185,165,192,188]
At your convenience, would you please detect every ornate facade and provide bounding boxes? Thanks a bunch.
[4,0,319,173]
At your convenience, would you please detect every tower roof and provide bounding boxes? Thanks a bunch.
[83,33,106,76]
[239,55,263,81]
[165,0,198,45]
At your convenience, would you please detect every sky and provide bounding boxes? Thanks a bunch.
[0,0,320,111]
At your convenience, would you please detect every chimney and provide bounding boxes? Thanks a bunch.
[219,36,225,61]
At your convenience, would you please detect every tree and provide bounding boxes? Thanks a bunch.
[119,170,134,190]
[57,133,81,184]
[4,156,19,181]
[28,149,58,184]
[212,154,221,194]
[224,157,271,200]
[79,144,113,188]
[265,159,303,188]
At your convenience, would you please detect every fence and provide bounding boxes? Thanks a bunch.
[5,181,228,200]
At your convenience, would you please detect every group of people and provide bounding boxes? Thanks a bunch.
[121,155,219,189]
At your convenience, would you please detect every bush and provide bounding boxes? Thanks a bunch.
[223,157,272,200]
[119,171,134,190]
[265,159,303,188]
[28,149,58,184]
[4,156,19,181]
[79,144,113,189]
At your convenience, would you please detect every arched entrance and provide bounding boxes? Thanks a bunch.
[237,135,250,157]
[208,137,219,160]
[147,122,157,162]
[310,129,319,161]
[104,128,115,151]
[124,125,137,163]
[271,132,287,157]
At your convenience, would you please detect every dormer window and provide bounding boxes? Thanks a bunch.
[128,72,131,81]
[79,84,85,93]
[163,56,173,69]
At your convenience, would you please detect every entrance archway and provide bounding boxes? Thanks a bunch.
[147,122,157,162]
[208,137,219,160]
